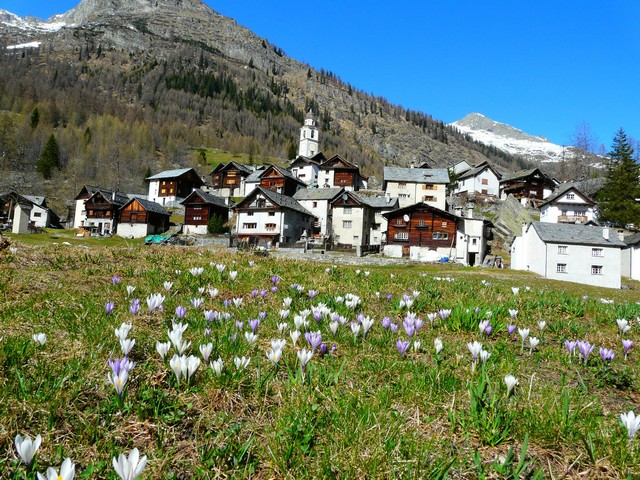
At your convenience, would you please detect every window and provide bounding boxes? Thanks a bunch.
[557,263,567,273]
[418,219,427,227]
[247,212,254,216]
[394,231,409,241]
[399,194,411,199]
[481,178,488,185]
[372,224,381,231]
[33,212,42,217]
[243,223,257,229]
[591,265,603,275]
[343,220,352,229]
[395,218,405,226]
[423,195,436,202]
[442,222,448,227]
[192,206,202,211]
[299,174,306,178]
[344,207,352,214]
[312,202,318,208]
[193,216,202,221]
[265,223,276,231]
[481,189,488,195]
[592,248,603,257]
[558,245,567,255]
[268,211,275,216]
[472,238,477,245]
[422,184,436,190]
[432,232,449,240]
[398,182,407,190]
[566,193,575,200]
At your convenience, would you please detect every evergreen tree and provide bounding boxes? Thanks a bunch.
[207,213,229,234]
[36,133,61,179]
[596,129,640,227]
[30,107,39,129]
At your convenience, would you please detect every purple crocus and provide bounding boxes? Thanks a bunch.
[599,347,615,364]
[396,339,411,356]
[386,294,392,302]
[224,299,231,308]
[313,310,323,322]
[507,325,516,335]
[381,317,391,329]
[565,340,577,355]
[105,301,115,315]
[204,310,217,323]
[622,339,634,359]
[129,299,140,315]
[390,323,399,333]
[305,331,323,351]
[260,289,268,298]
[272,275,281,286]
[271,287,278,293]
[251,290,259,298]
[175,306,187,318]
[112,276,121,285]
[402,319,415,338]
[319,343,328,357]
[309,290,318,299]
[577,340,595,364]
[438,309,452,320]
[259,311,267,319]
[249,318,260,333]
[235,320,244,330]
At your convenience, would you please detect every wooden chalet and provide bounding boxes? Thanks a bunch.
[256,164,306,197]
[383,203,458,256]
[499,168,556,203]
[146,168,205,206]
[118,198,170,238]
[83,190,130,235]
[319,155,367,191]
[210,162,254,198]
[181,188,230,235]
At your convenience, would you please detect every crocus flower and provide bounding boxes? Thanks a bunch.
[467,341,483,362]
[189,267,204,276]
[508,309,518,319]
[229,271,238,281]
[599,347,615,364]
[37,457,75,480]
[305,331,323,351]
[191,298,204,309]
[244,331,258,345]
[537,320,546,332]
[129,299,140,315]
[507,325,516,335]
[622,339,634,359]
[413,340,421,352]
[105,301,115,315]
[617,319,631,335]
[350,322,361,339]
[216,264,226,273]
[381,317,391,329]
[33,333,47,345]
[290,330,301,346]
[308,289,318,299]
[112,448,147,480]
[577,340,595,364]
[504,374,518,397]
[112,276,121,285]
[108,358,133,397]
[266,348,283,365]
[361,316,374,338]
[199,343,213,363]
[175,306,187,318]
[511,287,520,295]
[478,319,491,335]
[479,349,491,363]
[427,313,438,325]
[120,338,135,356]
[163,281,173,291]
[156,341,171,360]
[115,322,132,341]
[232,297,243,308]
[146,293,165,313]
[620,411,640,440]
[529,337,540,353]
[234,356,250,370]
[186,355,201,382]
[396,339,411,357]
[208,288,219,298]
[434,338,443,354]
[249,318,260,333]
[170,354,186,384]
[402,319,415,338]
[211,358,224,376]
[15,434,42,466]
[565,340,577,359]
[272,275,281,285]
[518,328,529,350]
[389,323,399,333]
[437,309,451,320]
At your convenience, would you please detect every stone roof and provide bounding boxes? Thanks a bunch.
[182,188,229,208]
[146,168,199,181]
[355,193,399,209]
[124,198,170,215]
[243,186,314,217]
[293,187,344,201]
[539,183,595,207]
[458,161,501,181]
[530,222,625,248]
[383,167,449,184]
[624,233,640,246]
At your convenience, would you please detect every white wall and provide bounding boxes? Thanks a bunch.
[74,199,87,229]
[332,206,367,246]
[29,204,49,228]
[540,195,594,224]
[291,164,319,186]
[297,199,331,236]
[456,169,500,197]
[183,224,209,235]
[12,204,31,234]
[117,223,151,239]
[385,181,446,209]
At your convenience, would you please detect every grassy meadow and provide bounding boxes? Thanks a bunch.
[1,242,640,479]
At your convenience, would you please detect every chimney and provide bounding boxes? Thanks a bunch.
[466,206,473,219]
[385,193,391,203]
[603,227,610,240]
[410,162,415,169]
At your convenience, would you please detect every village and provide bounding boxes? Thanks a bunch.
[1,111,638,289]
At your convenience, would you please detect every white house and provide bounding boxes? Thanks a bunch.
[511,222,625,289]
[318,155,368,191]
[454,209,490,266]
[23,196,61,229]
[233,186,315,247]
[293,187,344,238]
[454,161,502,198]
[383,166,449,209]
[289,153,326,187]
[622,234,640,281]
[539,184,596,224]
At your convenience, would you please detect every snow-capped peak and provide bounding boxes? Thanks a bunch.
[0,8,66,32]
[450,113,572,163]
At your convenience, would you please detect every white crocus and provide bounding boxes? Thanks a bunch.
[112,448,147,480]
[297,348,313,368]
[518,328,530,350]
[467,341,483,362]
[33,333,47,345]
[361,316,374,338]
[37,457,75,480]
[537,320,547,332]
[170,354,186,384]
[199,343,213,363]
[620,410,640,440]
[120,338,135,356]
[479,349,491,363]
[329,321,339,336]
[186,355,201,381]
[234,356,250,370]
[529,336,540,353]
[290,330,301,346]
[434,338,443,354]
[350,322,361,339]
[617,319,631,335]
[277,322,289,333]
[504,374,519,397]
[126,285,136,297]
[266,348,283,365]
[211,357,224,376]
[271,339,286,351]
[115,322,132,341]
[156,341,171,360]
[283,297,293,308]
[229,271,238,281]
[15,434,42,466]
[245,331,258,345]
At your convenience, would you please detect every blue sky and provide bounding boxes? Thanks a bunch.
[2,1,639,149]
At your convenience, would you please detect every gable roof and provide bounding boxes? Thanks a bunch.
[624,233,640,247]
[501,168,554,184]
[145,168,204,186]
[293,187,344,201]
[529,222,625,248]
[24,195,46,206]
[290,155,322,168]
[235,186,314,217]
[539,183,595,207]
[210,161,254,176]
[181,188,229,208]
[319,154,359,170]
[382,202,459,220]
[121,198,170,215]
[383,167,450,184]
[358,194,400,209]
[458,161,502,181]
[86,189,131,207]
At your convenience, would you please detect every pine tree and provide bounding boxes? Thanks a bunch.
[30,107,39,129]
[596,129,640,227]
[36,133,61,179]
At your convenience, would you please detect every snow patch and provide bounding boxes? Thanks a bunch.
[7,41,42,50]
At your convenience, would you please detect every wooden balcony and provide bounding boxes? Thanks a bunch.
[558,215,588,224]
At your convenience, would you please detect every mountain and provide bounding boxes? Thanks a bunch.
[0,1,530,212]
[450,113,572,164]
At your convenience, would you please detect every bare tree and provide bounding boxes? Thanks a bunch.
[569,122,600,180]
